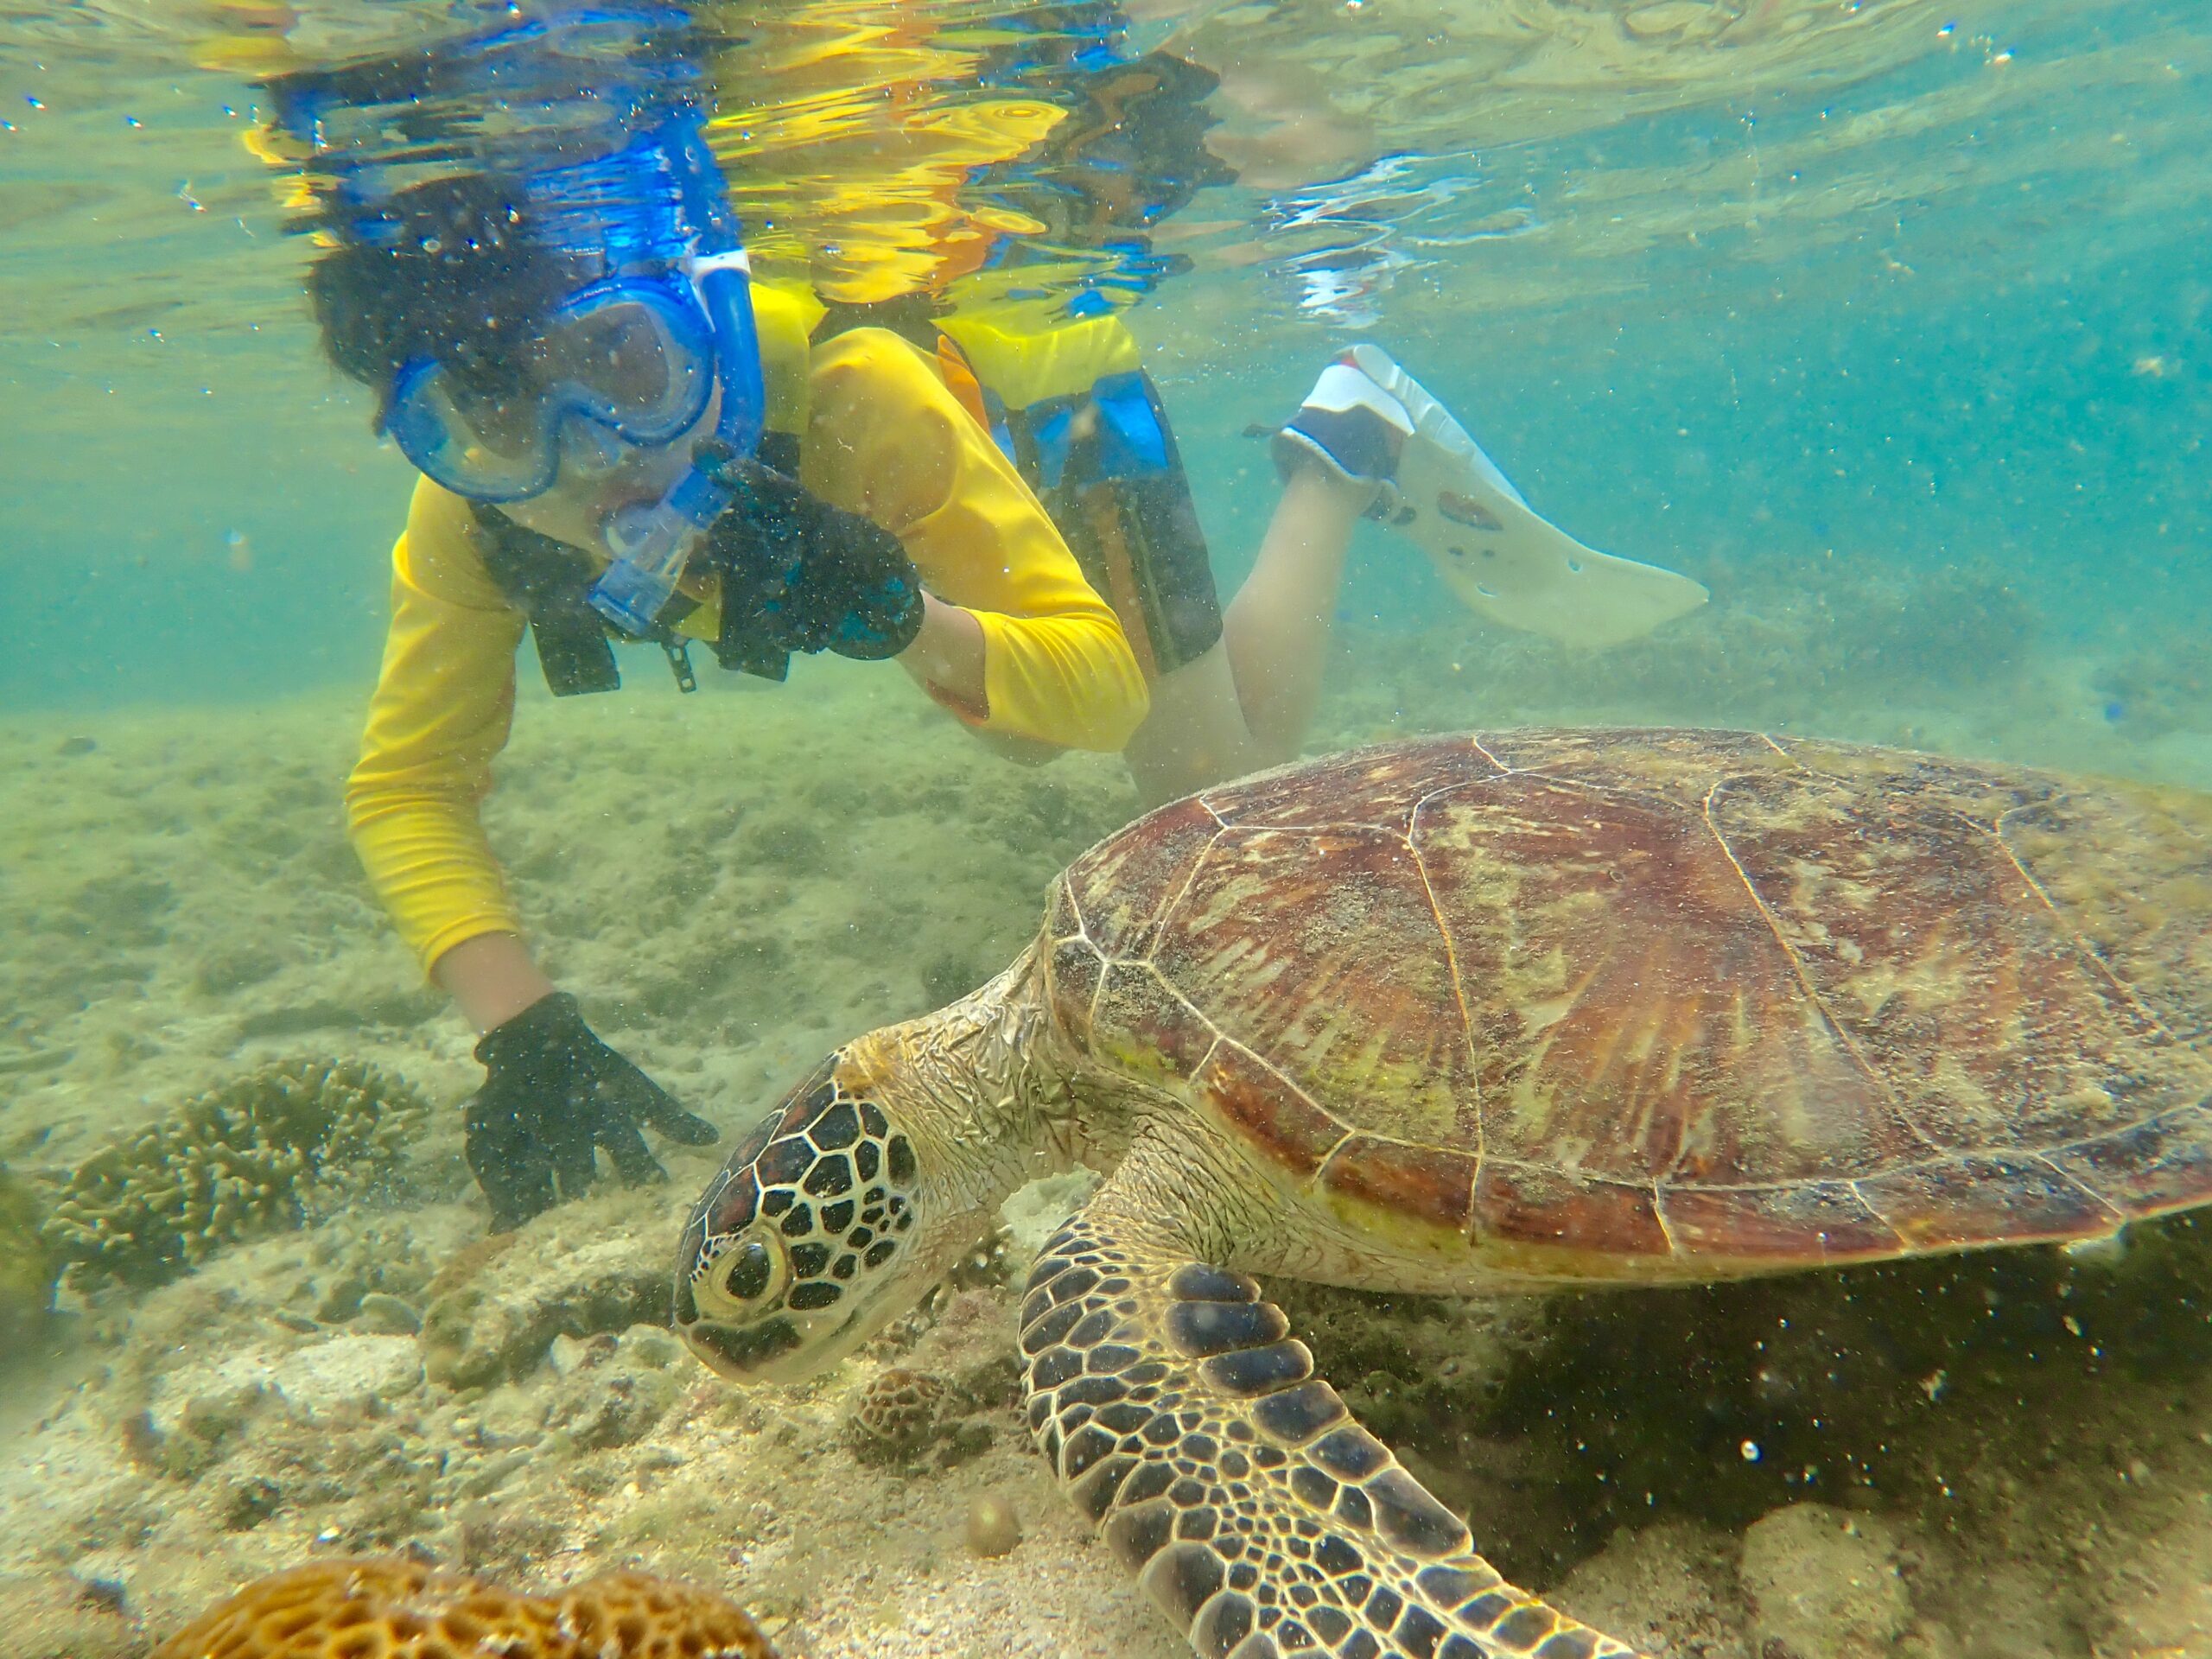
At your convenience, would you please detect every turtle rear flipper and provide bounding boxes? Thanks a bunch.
[1022,1182,1637,1659]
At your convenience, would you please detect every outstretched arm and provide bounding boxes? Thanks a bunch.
[344,480,530,978]
[347,481,716,1228]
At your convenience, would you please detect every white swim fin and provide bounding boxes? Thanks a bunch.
[1304,346,1710,649]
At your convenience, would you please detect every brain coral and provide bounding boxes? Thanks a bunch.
[43,1058,430,1289]
[154,1557,779,1659]
[845,1366,952,1461]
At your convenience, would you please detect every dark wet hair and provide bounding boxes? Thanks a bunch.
[307,173,600,425]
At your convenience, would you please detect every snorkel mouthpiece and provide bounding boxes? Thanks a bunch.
[588,244,765,634]
[592,451,728,633]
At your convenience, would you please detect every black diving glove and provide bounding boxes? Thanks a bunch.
[701,447,927,675]
[465,992,720,1231]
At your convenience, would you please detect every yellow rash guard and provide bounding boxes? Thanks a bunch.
[345,325,1147,975]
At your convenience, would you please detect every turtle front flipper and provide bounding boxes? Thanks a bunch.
[1021,1206,1638,1659]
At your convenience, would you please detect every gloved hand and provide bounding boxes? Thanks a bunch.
[465,992,720,1231]
[701,446,927,674]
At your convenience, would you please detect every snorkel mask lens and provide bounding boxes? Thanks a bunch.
[537,279,716,444]
[386,360,558,502]
[384,276,717,504]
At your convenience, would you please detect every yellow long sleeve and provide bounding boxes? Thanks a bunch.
[346,327,1147,976]
[344,480,529,973]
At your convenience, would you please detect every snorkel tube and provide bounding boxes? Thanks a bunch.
[587,119,766,635]
[588,248,765,633]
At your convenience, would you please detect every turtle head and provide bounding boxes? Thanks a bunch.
[674,1045,977,1385]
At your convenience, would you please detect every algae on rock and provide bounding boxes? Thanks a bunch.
[417,1189,676,1389]
[0,1166,56,1344]
[42,1057,431,1288]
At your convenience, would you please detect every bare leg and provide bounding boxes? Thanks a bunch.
[1222,464,1372,758]
[1122,641,1266,805]
[1123,464,1370,804]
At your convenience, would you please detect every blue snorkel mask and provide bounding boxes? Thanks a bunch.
[373,116,766,634]
[272,3,762,638]
[577,118,766,636]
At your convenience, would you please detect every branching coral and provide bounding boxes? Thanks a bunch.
[43,1058,431,1288]
[153,1557,779,1658]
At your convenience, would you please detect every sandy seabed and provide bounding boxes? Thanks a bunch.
[1,578,2209,1659]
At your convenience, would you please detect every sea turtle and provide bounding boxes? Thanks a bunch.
[674,728,2212,1659]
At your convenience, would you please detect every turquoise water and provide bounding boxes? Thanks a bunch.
[4,0,2204,710]
[3,4,2210,1657]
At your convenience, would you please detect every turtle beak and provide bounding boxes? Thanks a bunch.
[680,1316,806,1380]
[679,1306,882,1385]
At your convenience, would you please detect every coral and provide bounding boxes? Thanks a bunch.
[845,1366,952,1463]
[0,1164,57,1344]
[42,1058,430,1289]
[842,1363,1000,1470]
[153,1557,779,1658]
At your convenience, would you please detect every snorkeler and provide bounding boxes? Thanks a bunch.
[271,6,1700,1232]
[301,120,1154,1230]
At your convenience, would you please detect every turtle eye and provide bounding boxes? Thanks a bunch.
[725,1241,773,1300]
[715,1236,785,1309]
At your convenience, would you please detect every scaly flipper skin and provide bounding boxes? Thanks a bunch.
[1021,1177,1637,1659]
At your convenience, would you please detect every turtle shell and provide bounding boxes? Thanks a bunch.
[1044,730,2212,1281]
